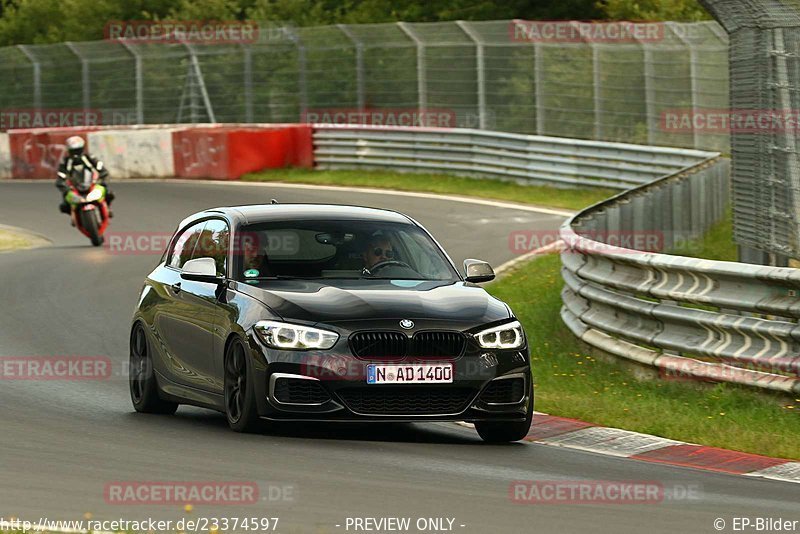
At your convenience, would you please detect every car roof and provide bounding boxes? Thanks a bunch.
[191,203,415,226]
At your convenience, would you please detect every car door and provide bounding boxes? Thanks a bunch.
[152,218,228,394]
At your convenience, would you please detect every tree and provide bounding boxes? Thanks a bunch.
[598,0,711,21]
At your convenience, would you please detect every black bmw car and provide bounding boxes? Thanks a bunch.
[130,204,533,442]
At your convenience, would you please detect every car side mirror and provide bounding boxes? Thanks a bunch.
[464,259,495,283]
[181,257,223,284]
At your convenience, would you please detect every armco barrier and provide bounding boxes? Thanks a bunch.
[561,158,800,395]
[313,125,715,190]
[313,126,798,394]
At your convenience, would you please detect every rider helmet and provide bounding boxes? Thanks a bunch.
[65,136,86,158]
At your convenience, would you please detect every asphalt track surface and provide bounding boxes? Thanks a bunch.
[0,180,797,534]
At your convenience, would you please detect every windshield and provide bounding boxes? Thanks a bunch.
[69,165,94,192]
[234,219,458,282]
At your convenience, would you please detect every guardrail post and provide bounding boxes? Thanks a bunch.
[65,42,91,113]
[338,24,366,114]
[397,22,427,118]
[457,21,487,130]
[121,41,144,124]
[17,45,41,110]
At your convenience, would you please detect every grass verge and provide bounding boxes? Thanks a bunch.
[488,253,799,460]
[242,168,615,211]
[0,229,37,252]
[672,209,737,261]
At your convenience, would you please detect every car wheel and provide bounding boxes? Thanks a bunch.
[224,338,261,433]
[474,381,534,443]
[129,323,179,415]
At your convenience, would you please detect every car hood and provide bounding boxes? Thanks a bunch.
[235,279,511,327]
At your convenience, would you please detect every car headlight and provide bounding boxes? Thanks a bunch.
[475,320,525,349]
[86,188,103,202]
[254,320,339,350]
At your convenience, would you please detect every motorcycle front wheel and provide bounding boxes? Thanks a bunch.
[80,208,104,246]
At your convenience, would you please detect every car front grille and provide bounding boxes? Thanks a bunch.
[350,331,407,359]
[479,378,525,404]
[411,331,466,358]
[337,386,475,415]
[273,377,331,404]
[350,331,465,359]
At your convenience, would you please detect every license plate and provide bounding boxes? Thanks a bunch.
[366,363,453,384]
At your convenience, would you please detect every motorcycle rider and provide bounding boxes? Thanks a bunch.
[56,136,114,215]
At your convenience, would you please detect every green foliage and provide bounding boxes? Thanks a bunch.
[0,0,610,46]
[598,0,711,21]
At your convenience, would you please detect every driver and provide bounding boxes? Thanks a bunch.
[362,237,396,271]
[55,136,114,215]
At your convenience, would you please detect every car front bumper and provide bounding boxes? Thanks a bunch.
[246,334,533,423]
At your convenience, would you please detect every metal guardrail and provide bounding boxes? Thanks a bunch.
[561,157,800,395]
[313,126,717,190]
[313,124,799,394]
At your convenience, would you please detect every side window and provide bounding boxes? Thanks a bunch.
[168,221,207,269]
[199,219,230,276]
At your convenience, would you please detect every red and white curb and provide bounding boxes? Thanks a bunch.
[459,413,800,484]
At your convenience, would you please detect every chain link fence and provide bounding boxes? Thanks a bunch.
[699,0,800,260]
[0,20,729,151]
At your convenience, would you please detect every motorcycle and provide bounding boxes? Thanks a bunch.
[65,166,110,247]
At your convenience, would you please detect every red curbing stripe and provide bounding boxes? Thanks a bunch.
[524,414,595,441]
[630,444,791,474]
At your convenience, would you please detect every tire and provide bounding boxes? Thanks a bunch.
[475,380,534,443]
[129,323,179,415]
[224,338,262,433]
[80,209,103,246]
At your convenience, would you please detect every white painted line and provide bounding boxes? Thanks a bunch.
[536,426,684,457]
[495,239,564,275]
[119,178,576,218]
[747,462,800,484]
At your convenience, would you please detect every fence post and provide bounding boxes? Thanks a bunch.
[17,45,41,110]
[592,42,602,139]
[337,24,365,114]
[456,20,487,130]
[669,22,699,149]
[285,27,309,120]
[241,44,253,123]
[121,41,144,124]
[65,42,91,113]
[397,22,427,116]
[642,43,656,145]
